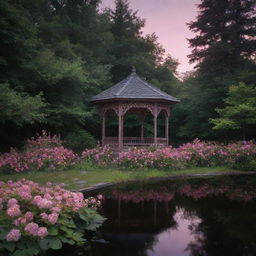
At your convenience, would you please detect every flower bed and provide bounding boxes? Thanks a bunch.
[0,131,77,173]
[1,131,255,173]
[0,179,104,256]
[81,145,114,166]
[81,139,256,170]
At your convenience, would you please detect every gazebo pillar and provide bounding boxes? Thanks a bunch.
[154,103,158,144]
[140,112,146,143]
[102,113,106,146]
[141,121,144,141]
[165,114,169,146]
[118,105,123,150]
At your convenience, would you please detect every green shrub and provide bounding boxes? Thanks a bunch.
[64,130,97,153]
[233,159,256,171]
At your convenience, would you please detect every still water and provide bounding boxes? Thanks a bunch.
[55,174,256,256]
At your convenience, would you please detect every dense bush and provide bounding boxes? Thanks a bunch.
[81,145,114,166]
[0,179,105,256]
[64,130,97,153]
[1,132,255,173]
[81,139,256,170]
[0,131,77,173]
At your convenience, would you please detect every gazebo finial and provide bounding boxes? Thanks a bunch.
[132,66,136,74]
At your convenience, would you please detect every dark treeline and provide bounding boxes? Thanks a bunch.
[0,0,255,152]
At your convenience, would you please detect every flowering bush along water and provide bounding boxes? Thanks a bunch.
[0,179,105,256]
[0,131,255,173]
[0,131,77,173]
[81,139,256,170]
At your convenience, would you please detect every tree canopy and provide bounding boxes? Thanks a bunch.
[172,0,256,142]
[210,82,256,139]
[0,0,255,151]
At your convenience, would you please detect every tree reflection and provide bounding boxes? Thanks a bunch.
[66,175,256,256]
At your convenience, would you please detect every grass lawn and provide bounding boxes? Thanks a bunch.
[0,162,245,190]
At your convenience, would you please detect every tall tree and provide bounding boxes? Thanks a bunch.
[0,0,113,149]
[179,0,256,140]
[109,0,178,85]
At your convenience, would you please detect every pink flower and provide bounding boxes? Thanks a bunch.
[97,194,103,200]
[24,222,39,236]
[13,218,21,226]
[24,212,34,222]
[37,227,48,238]
[48,213,59,224]
[52,206,61,213]
[40,212,48,221]
[18,191,32,200]
[32,195,42,205]
[6,229,21,242]
[7,198,18,207]
[7,205,21,217]
[38,198,53,209]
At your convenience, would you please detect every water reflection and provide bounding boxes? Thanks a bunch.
[147,208,202,256]
[49,175,256,256]
[96,175,256,256]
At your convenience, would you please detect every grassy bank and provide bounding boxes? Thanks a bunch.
[0,162,246,190]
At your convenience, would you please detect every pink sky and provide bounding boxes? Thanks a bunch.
[101,0,200,74]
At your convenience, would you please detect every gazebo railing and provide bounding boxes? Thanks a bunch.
[103,137,168,147]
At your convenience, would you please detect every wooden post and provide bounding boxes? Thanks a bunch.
[140,113,145,143]
[141,121,144,142]
[154,104,157,144]
[165,115,169,146]
[102,113,106,146]
[118,104,123,150]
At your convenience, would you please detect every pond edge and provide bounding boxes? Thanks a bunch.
[73,171,256,195]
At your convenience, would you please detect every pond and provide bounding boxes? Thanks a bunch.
[52,174,256,256]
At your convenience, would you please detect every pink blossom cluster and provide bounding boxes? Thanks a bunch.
[0,131,77,172]
[0,179,102,243]
[80,139,256,169]
[81,145,113,166]
[25,130,62,150]
[115,139,256,169]
[116,146,190,169]
[6,229,21,242]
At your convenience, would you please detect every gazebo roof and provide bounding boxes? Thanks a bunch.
[91,68,180,103]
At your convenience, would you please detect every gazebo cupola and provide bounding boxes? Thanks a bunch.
[91,67,180,150]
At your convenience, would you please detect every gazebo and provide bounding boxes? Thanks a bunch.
[91,67,179,150]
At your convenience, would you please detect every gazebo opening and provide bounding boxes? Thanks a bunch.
[91,67,180,150]
[105,109,118,137]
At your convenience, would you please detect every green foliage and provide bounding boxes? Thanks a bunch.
[173,0,256,142]
[0,83,47,126]
[0,179,105,256]
[1,0,255,148]
[210,82,256,138]
[0,0,181,149]
[77,208,106,231]
[64,129,97,153]
[232,159,256,172]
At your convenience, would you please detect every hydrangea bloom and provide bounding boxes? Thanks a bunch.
[0,179,103,246]
[7,205,21,217]
[6,229,21,242]
[37,227,48,238]
[24,222,39,236]
[82,139,256,169]
[0,131,77,173]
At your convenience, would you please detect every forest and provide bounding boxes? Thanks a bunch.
[0,0,255,152]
